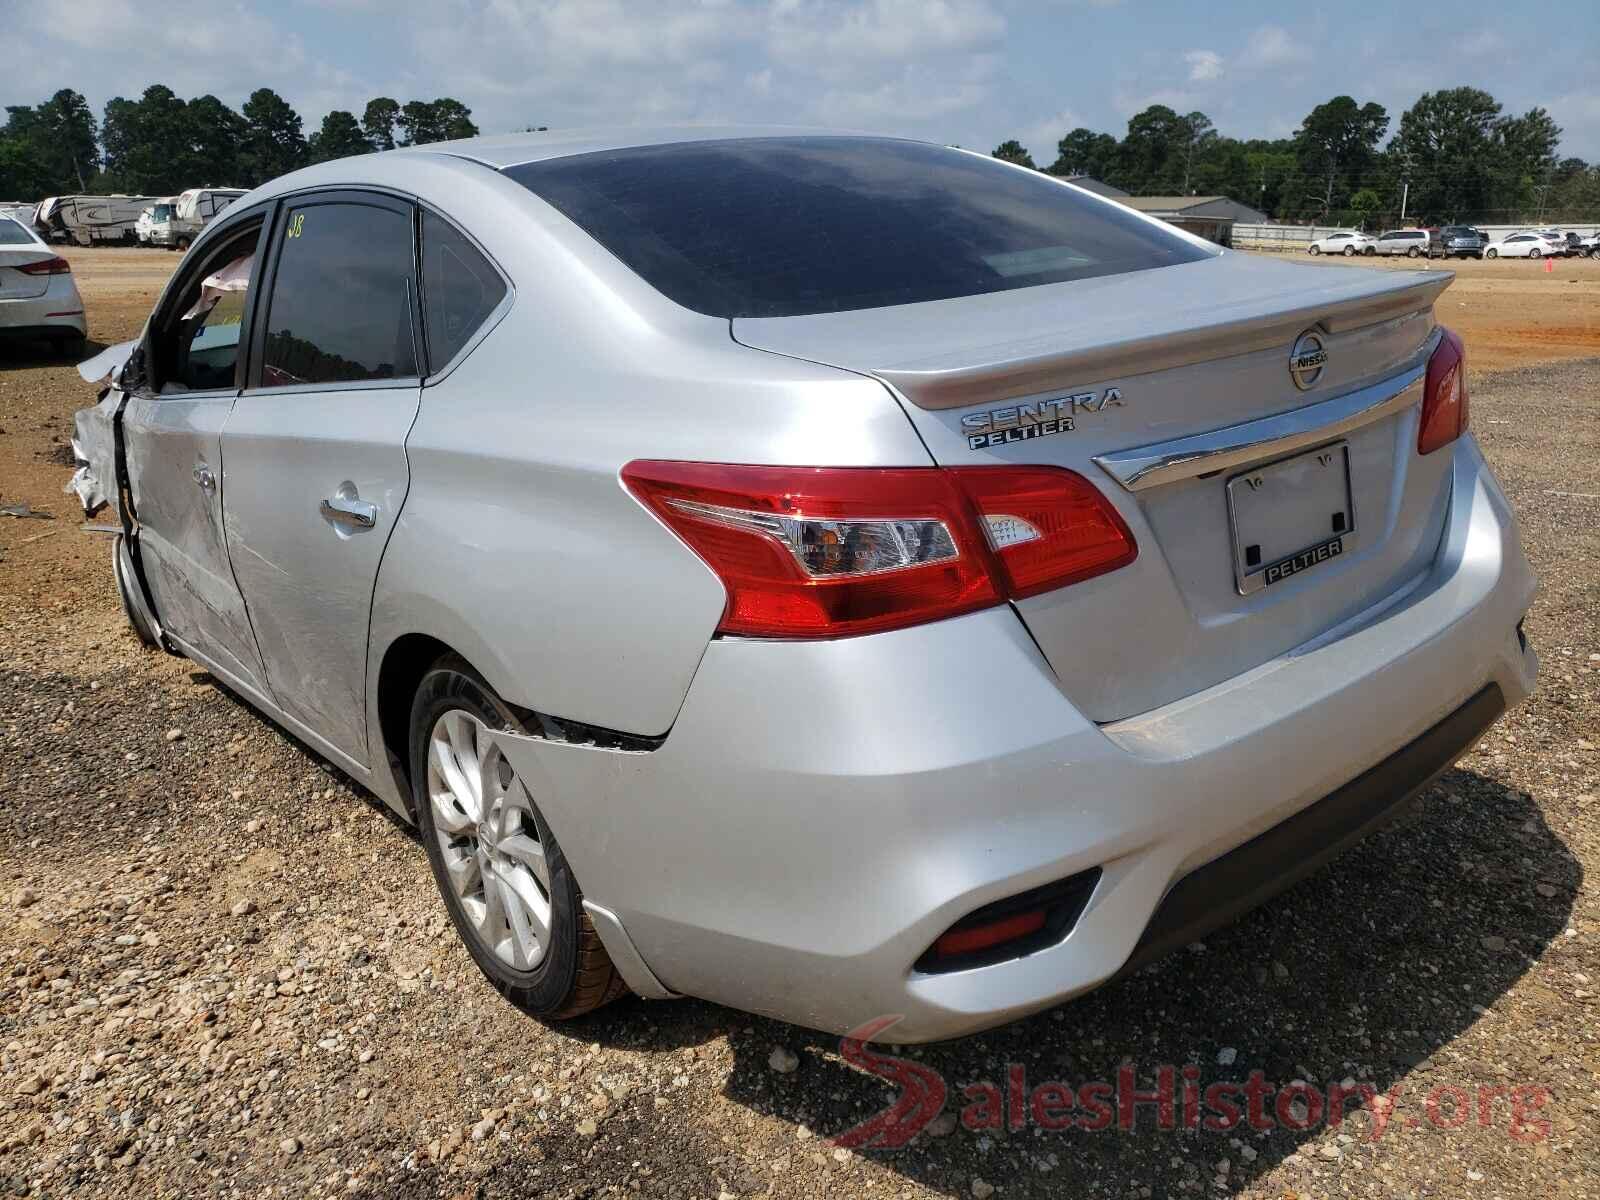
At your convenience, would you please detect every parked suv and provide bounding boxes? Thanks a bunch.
[1374,228,1431,257]
[1435,226,1486,259]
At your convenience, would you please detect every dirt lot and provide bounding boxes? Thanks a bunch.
[1,248,1597,1199]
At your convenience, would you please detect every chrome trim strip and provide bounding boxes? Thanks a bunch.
[1093,333,1438,493]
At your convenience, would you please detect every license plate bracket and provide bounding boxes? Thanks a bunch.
[1227,442,1354,595]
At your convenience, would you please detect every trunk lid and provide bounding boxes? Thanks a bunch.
[733,253,1457,721]
[0,248,54,300]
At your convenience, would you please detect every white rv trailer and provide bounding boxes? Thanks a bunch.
[37,195,163,245]
[163,187,247,249]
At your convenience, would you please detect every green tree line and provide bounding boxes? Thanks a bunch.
[995,86,1598,227]
[0,87,479,199]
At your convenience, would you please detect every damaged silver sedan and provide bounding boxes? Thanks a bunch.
[71,131,1536,1041]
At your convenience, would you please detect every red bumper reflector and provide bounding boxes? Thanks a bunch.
[933,909,1048,959]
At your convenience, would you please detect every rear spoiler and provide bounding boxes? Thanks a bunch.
[877,272,1452,412]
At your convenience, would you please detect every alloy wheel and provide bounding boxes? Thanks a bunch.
[426,709,554,971]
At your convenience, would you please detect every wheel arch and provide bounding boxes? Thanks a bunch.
[373,630,457,818]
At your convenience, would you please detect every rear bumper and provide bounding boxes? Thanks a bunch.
[493,434,1536,1041]
[0,279,87,338]
[1116,682,1504,978]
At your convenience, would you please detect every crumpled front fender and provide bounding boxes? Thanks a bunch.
[76,338,138,386]
[65,388,122,518]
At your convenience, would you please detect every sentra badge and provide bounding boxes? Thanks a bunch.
[962,388,1123,450]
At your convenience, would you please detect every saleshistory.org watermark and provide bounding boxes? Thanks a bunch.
[831,1017,1553,1150]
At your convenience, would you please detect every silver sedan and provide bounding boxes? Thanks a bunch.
[70,129,1537,1041]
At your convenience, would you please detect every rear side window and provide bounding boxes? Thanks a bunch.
[504,137,1213,318]
[420,210,506,369]
[0,218,33,245]
[260,201,418,387]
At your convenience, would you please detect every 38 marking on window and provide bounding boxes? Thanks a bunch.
[286,213,306,240]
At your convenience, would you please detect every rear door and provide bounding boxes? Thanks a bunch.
[221,190,423,765]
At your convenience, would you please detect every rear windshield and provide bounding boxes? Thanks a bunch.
[503,137,1214,318]
[0,218,34,245]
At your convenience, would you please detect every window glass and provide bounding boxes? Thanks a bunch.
[421,210,506,369]
[175,252,253,390]
[261,201,417,387]
[0,218,33,245]
[505,137,1213,318]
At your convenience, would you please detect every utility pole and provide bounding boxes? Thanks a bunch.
[1397,150,1413,225]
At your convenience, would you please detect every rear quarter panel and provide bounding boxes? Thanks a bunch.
[366,166,934,740]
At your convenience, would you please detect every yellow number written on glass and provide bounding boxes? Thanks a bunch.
[286,213,305,239]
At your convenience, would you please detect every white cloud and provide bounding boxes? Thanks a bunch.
[1018,107,1083,164]
[1455,29,1504,57]
[1548,90,1600,159]
[1241,25,1310,68]
[1184,49,1223,82]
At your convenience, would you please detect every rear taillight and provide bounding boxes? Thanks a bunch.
[16,256,71,276]
[622,461,1136,638]
[1419,326,1469,455]
[954,466,1139,598]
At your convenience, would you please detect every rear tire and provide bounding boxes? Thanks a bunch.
[1529,249,1541,260]
[409,654,626,1019]
[1486,248,1498,259]
[1406,247,1420,258]
[1364,246,1376,256]
[1308,245,1319,255]
[1342,245,1355,256]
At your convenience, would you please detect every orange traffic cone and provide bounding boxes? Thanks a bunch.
[1544,256,1554,273]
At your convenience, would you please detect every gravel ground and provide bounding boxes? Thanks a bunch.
[1,331,1596,1195]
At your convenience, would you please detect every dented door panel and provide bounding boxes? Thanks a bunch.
[121,391,272,694]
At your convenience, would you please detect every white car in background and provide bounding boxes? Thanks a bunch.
[0,215,86,354]
[1483,232,1554,259]
[1580,232,1600,258]
[1307,231,1376,256]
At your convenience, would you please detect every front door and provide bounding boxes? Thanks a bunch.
[221,192,423,765]
[122,216,272,696]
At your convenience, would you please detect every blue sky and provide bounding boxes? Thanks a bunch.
[10,0,1599,162]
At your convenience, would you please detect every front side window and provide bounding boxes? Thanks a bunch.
[260,201,417,387]
[505,137,1213,318]
[420,210,507,370]
[175,252,253,390]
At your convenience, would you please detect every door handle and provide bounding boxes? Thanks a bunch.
[319,496,378,529]
[192,464,216,492]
